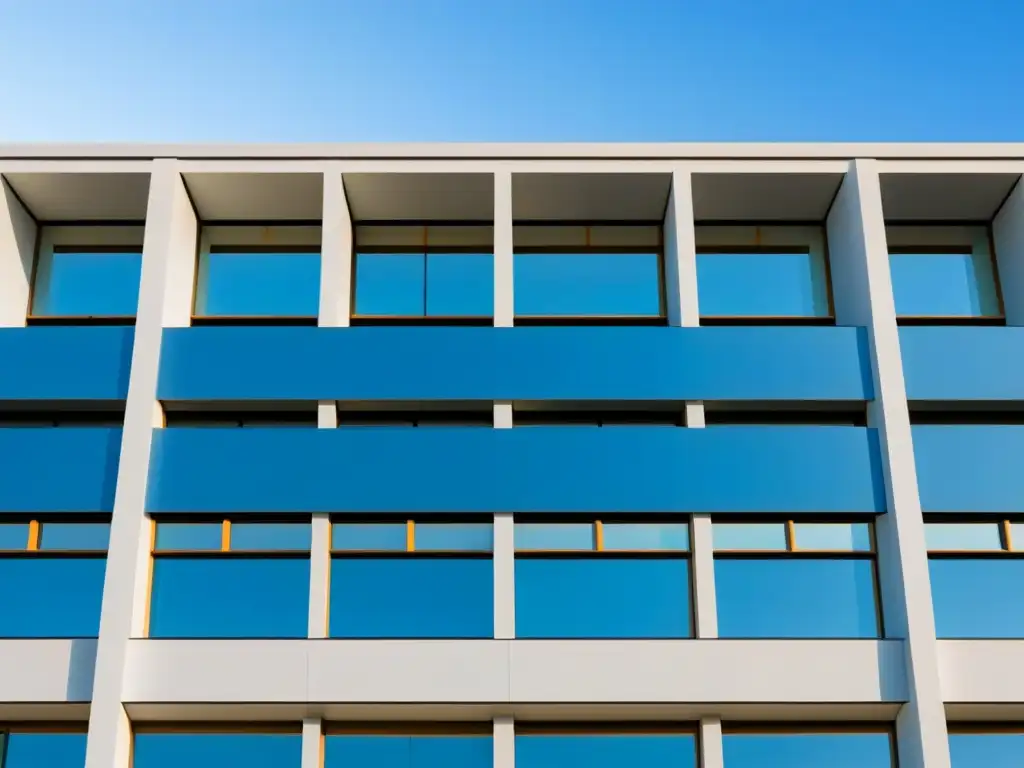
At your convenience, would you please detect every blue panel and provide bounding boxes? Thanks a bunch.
[901,327,1024,401]
[132,733,302,768]
[148,426,885,514]
[930,559,1024,638]
[950,733,1024,768]
[516,734,696,768]
[325,735,493,768]
[3,732,88,768]
[0,428,121,513]
[0,559,106,637]
[0,327,133,400]
[158,326,872,402]
[722,733,893,768]
[715,558,880,638]
[516,558,691,638]
[329,558,493,638]
[914,426,1024,513]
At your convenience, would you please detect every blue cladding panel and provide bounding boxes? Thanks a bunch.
[158,326,872,401]
[148,426,885,514]
[901,327,1024,401]
[0,326,134,401]
[914,426,1024,513]
[0,428,122,513]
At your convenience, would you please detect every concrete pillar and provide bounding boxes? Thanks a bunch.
[494,402,516,639]
[0,178,37,327]
[494,716,515,768]
[993,176,1024,325]
[301,718,322,768]
[321,165,353,329]
[826,159,949,768]
[84,160,199,768]
[494,171,514,328]
[700,717,725,768]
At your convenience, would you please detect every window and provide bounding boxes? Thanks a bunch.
[330,520,493,638]
[30,247,142,321]
[512,409,683,427]
[703,405,867,427]
[695,225,832,322]
[194,248,321,322]
[132,730,302,768]
[0,411,124,427]
[926,520,1024,638]
[0,519,109,637]
[887,225,1003,322]
[336,410,494,428]
[352,225,494,322]
[713,520,881,638]
[722,729,894,768]
[148,519,311,638]
[163,410,319,428]
[0,728,87,768]
[325,726,492,768]
[516,727,697,768]
[515,520,691,638]
[949,730,1024,768]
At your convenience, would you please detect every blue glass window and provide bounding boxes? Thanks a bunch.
[516,732,697,768]
[333,522,408,551]
[196,250,321,318]
[603,523,690,551]
[32,249,142,318]
[325,734,492,768]
[697,250,831,318]
[930,558,1024,638]
[0,523,29,549]
[0,558,106,637]
[722,732,893,768]
[230,522,312,551]
[890,250,1000,318]
[949,732,1024,768]
[713,523,787,551]
[354,253,494,317]
[40,522,111,550]
[155,522,223,551]
[925,522,1003,551]
[514,253,662,317]
[792,522,872,551]
[416,523,493,551]
[515,523,594,551]
[132,732,302,768]
[1,731,88,768]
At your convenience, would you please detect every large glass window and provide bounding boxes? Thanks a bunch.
[713,520,881,638]
[330,520,493,638]
[515,519,691,638]
[0,519,109,637]
[949,730,1024,768]
[132,730,302,768]
[516,728,697,768]
[31,247,142,321]
[194,248,321,321]
[336,409,494,428]
[0,728,88,768]
[325,727,492,768]
[695,225,832,322]
[722,729,894,768]
[926,520,1024,638]
[148,519,311,638]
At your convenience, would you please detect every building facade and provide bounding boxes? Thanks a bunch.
[0,144,1022,768]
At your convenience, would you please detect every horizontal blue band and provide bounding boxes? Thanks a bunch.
[0,326,134,401]
[0,428,122,513]
[914,425,1024,513]
[901,327,1024,401]
[148,426,885,514]
[158,326,873,402]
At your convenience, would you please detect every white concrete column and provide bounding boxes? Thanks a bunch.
[494,716,515,768]
[826,159,949,768]
[993,175,1024,326]
[699,717,725,768]
[308,512,331,638]
[85,160,199,768]
[0,178,37,326]
[321,164,353,328]
[301,717,322,768]
[494,171,514,328]
[493,402,515,639]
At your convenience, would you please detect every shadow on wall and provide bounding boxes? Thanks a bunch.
[66,638,98,701]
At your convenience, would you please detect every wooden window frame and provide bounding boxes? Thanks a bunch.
[0,517,111,556]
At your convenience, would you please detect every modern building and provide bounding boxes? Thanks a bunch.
[0,143,1022,768]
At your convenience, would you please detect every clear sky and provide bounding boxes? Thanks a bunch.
[0,0,1020,143]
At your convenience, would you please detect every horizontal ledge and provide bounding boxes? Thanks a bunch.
[25,316,137,326]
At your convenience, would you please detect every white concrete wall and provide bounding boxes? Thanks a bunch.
[0,178,36,326]
[993,177,1024,325]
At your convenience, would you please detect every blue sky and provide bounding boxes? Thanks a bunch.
[0,0,1020,143]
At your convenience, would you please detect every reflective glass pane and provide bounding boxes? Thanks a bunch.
[332,523,408,551]
[713,523,787,551]
[425,253,494,316]
[40,522,111,551]
[1010,523,1024,551]
[514,523,594,551]
[715,558,880,638]
[230,523,311,551]
[925,522,1002,551]
[415,523,493,551]
[329,557,493,638]
[154,523,223,551]
[514,253,662,316]
[516,558,691,638]
[149,558,310,638]
[516,733,697,768]
[0,523,29,549]
[722,732,893,768]
[792,522,872,551]
[930,558,1024,637]
[132,733,302,768]
[3,732,88,768]
[355,253,425,315]
[949,733,1024,768]
[325,734,493,768]
[697,252,830,317]
[0,558,106,637]
[198,252,320,317]
[32,251,142,317]
[603,523,690,551]
[890,252,1000,317]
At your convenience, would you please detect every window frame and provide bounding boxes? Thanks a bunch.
[28,243,143,326]
[0,516,110,556]
[925,518,1018,556]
